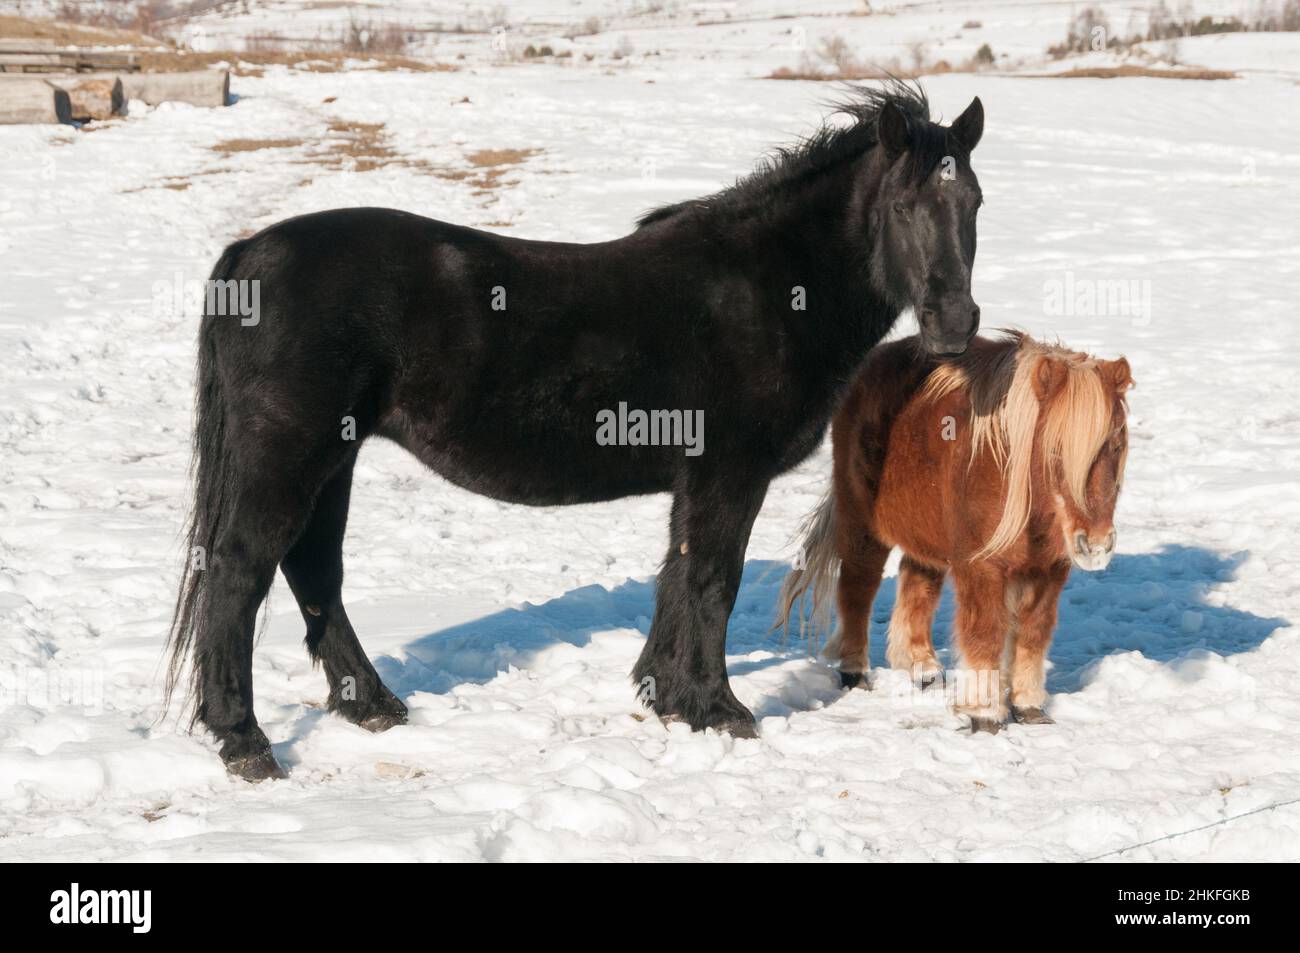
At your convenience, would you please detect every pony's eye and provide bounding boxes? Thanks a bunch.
[893,203,909,216]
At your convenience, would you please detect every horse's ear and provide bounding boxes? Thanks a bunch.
[1105,357,1134,393]
[949,97,984,152]
[877,101,910,159]
[1032,356,1068,403]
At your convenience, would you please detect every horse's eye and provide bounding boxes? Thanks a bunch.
[892,203,908,216]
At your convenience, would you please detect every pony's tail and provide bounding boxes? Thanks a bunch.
[773,489,841,652]
[162,240,246,724]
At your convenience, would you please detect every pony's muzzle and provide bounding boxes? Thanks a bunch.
[1071,529,1115,572]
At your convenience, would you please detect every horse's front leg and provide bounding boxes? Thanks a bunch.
[1008,565,1069,725]
[631,471,769,737]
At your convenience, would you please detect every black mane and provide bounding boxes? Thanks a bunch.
[637,80,950,228]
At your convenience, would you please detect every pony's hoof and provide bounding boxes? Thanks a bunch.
[1012,706,1055,725]
[969,716,1004,735]
[839,669,870,690]
[225,750,287,782]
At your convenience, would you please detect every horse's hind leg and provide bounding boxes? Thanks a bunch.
[831,531,889,689]
[884,556,945,689]
[280,457,407,731]
[1007,566,1068,725]
[196,475,322,781]
[950,567,1010,733]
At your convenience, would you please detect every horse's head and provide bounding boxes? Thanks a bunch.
[1033,353,1134,572]
[870,97,984,356]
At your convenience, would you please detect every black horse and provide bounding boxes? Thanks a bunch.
[167,82,984,780]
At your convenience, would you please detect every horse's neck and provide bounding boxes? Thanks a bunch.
[758,154,899,378]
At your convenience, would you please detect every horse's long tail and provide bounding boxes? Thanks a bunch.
[163,240,248,722]
[773,488,841,652]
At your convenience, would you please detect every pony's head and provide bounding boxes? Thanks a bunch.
[1032,349,1133,570]
[924,333,1133,569]
[866,93,985,356]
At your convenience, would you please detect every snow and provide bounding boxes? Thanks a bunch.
[2,1,1300,861]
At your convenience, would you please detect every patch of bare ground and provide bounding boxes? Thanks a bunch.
[211,138,308,154]
[295,122,542,192]
[456,148,543,195]
[143,123,543,198]
[317,119,396,172]
[1020,65,1237,80]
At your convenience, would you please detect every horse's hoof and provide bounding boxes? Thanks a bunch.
[1012,706,1055,725]
[340,685,408,732]
[969,716,1004,735]
[717,717,759,740]
[840,669,870,690]
[360,710,406,733]
[225,749,288,782]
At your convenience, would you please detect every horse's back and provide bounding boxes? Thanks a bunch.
[199,207,687,504]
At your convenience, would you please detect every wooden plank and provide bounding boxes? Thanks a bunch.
[0,50,140,72]
[0,78,72,124]
[117,70,228,107]
[0,53,66,68]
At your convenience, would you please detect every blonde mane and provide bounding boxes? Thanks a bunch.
[920,331,1119,559]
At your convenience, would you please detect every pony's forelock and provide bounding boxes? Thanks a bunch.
[921,331,1121,559]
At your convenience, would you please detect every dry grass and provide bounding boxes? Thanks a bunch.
[136,48,457,76]
[0,14,162,47]
[768,61,977,81]
[1022,65,1237,80]
[767,34,987,82]
[0,15,456,75]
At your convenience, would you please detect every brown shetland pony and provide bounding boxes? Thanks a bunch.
[777,331,1132,732]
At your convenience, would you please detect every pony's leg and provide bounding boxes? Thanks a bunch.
[832,531,889,689]
[1008,566,1069,725]
[631,473,769,736]
[950,567,1010,733]
[884,556,946,688]
[279,458,408,732]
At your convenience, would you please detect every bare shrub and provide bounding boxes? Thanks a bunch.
[339,18,410,55]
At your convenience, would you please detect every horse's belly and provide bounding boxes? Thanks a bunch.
[378,407,676,506]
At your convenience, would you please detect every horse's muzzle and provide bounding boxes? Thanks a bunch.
[919,299,980,357]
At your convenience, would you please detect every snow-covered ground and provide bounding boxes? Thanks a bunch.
[2,2,1299,861]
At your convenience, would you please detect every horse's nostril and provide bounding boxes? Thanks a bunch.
[971,306,981,324]
[1074,531,1089,554]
